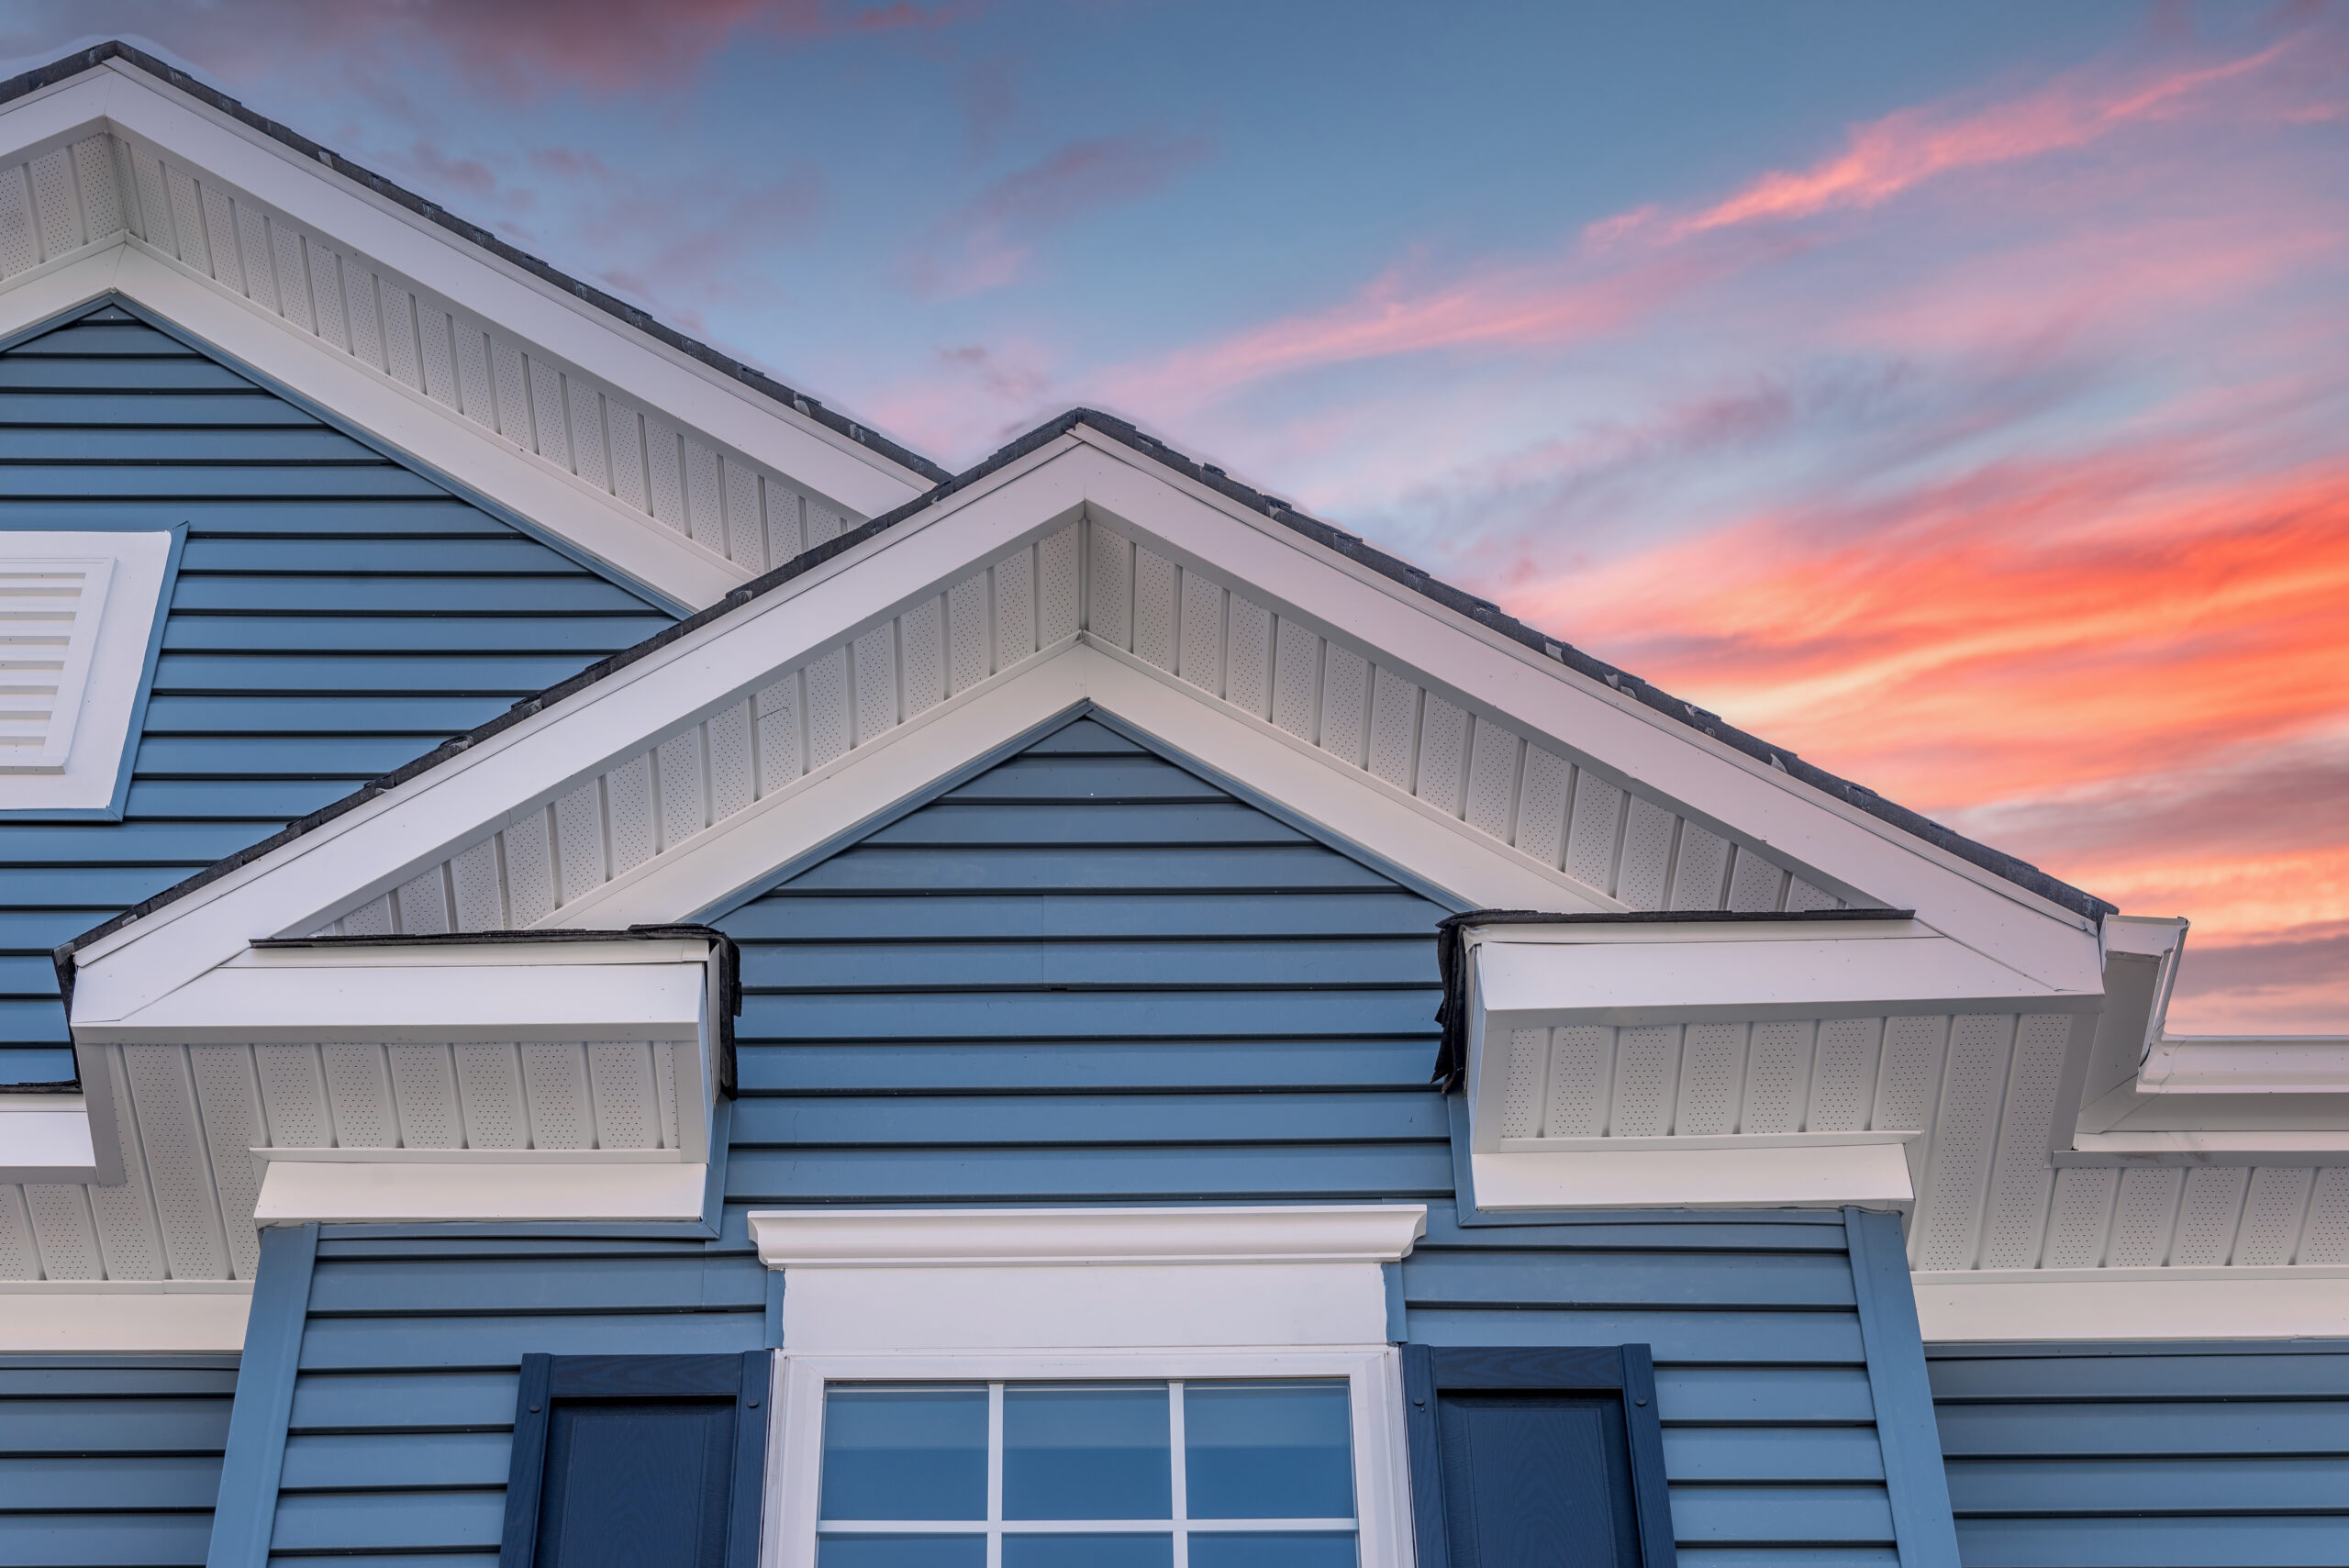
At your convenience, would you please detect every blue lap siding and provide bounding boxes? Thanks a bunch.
[1932,1340,2349,1568]
[0,1354,238,1568]
[253,715,1903,1567]
[0,299,675,1084]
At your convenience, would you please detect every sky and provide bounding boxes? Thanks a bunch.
[6,1,2343,1030]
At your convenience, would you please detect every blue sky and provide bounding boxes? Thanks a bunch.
[5,2,2343,1028]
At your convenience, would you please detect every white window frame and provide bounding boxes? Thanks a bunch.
[0,528,175,813]
[766,1346,1414,1568]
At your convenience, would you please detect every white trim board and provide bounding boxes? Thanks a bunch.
[0,1281,251,1352]
[753,1205,1426,1354]
[70,436,2106,1038]
[251,1155,707,1225]
[1469,1140,1916,1214]
[1915,1267,2349,1342]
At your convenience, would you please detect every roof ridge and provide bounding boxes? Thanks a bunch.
[0,40,954,486]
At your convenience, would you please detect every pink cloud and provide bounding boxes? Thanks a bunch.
[906,132,1208,296]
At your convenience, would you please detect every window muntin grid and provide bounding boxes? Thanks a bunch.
[815,1380,1358,1567]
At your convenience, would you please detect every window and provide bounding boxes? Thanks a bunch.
[0,528,176,814]
[816,1379,1358,1567]
[772,1351,1412,1568]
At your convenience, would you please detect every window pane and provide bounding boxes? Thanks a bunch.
[1003,1384,1172,1519]
[820,1386,988,1520]
[1189,1532,1359,1568]
[1002,1535,1174,1568]
[817,1537,986,1567]
[1184,1382,1354,1519]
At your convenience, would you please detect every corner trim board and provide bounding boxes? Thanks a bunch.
[1844,1207,1962,1568]
[204,1220,316,1568]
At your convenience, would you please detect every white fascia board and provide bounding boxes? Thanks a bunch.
[1471,925,2095,1029]
[0,1281,251,1353]
[2138,1035,2349,1095]
[72,62,933,512]
[750,1205,1428,1269]
[64,436,1092,1024]
[1068,428,2103,992]
[1915,1267,2349,1342]
[253,1156,707,1224]
[1468,1139,1915,1214]
[78,940,709,1043]
[0,1096,99,1182]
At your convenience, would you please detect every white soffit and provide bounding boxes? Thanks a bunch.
[0,62,933,608]
[1458,917,2095,1216]
[751,1206,1425,1353]
[65,435,2103,1031]
[0,529,171,810]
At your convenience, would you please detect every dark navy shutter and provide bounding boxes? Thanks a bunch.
[500,1352,770,1568]
[1403,1345,1675,1568]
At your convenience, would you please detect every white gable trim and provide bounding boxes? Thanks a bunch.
[0,64,933,606]
[67,434,2102,1030]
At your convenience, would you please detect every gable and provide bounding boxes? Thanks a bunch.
[0,298,674,1084]
[0,47,940,610]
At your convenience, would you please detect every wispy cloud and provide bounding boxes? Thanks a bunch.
[905,131,1208,296]
[0,0,961,95]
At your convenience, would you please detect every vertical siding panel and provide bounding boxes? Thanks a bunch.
[2040,1167,2119,1269]
[707,699,756,821]
[345,265,385,372]
[134,149,175,255]
[1976,1014,2069,1268]
[569,381,610,493]
[657,728,707,849]
[0,1188,38,1276]
[454,319,495,427]
[187,1045,267,1278]
[231,199,277,312]
[273,224,315,334]
[490,334,530,441]
[1319,642,1371,769]
[1224,595,1273,718]
[2105,1166,2184,1266]
[28,147,81,259]
[379,286,423,391]
[1916,1015,2017,1271]
[1725,847,1788,913]
[2233,1167,2316,1266]
[807,496,847,549]
[1037,523,1082,645]
[165,163,209,273]
[726,463,764,570]
[995,548,1036,667]
[645,417,687,534]
[526,359,571,469]
[0,165,37,276]
[1132,546,1178,671]
[118,1047,228,1279]
[806,646,852,767]
[1366,668,1418,790]
[586,1042,658,1150]
[900,595,947,718]
[386,1044,462,1150]
[683,439,726,553]
[946,571,991,695]
[1808,1018,1883,1134]
[1544,1026,1613,1137]
[1088,526,1134,650]
[1179,571,1222,695]
[1463,716,1519,840]
[453,1044,528,1150]
[22,1184,101,1278]
[1671,823,1733,910]
[764,482,807,565]
[554,780,607,903]
[756,673,807,791]
[254,1046,330,1149]
[519,1044,593,1150]
[321,1045,397,1149]
[72,135,122,238]
[1609,1024,1681,1137]
[449,838,505,931]
[606,752,657,874]
[85,1047,166,1280]
[606,397,650,511]
[1270,617,1320,740]
[1676,1024,1748,1137]
[1741,1021,1814,1136]
[506,808,560,927]
[1564,770,1624,893]
[1617,798,1676,911]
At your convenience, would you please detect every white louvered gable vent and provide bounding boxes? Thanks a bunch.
[0,553,111,771]
[0,531,173,811]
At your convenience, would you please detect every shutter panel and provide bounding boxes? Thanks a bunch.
[1403,1345,1675,1568]
[501,1352,770,1568]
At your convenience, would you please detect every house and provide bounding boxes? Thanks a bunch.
[0,42,2342,1568]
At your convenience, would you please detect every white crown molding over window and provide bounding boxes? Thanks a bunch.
[0,528,173,812]
[751,1205,1428,1353]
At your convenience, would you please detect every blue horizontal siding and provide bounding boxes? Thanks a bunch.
[253,717,1900,1565]
[0,301,674,1084]
[1930,1341,2349,1568]
[0,1355,238,1568]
